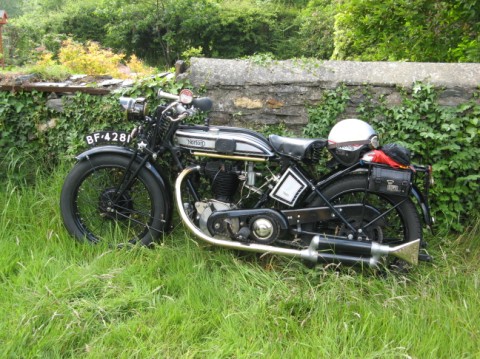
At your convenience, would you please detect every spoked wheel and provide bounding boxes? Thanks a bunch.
[60,154,168,246]
[305,174,422,254]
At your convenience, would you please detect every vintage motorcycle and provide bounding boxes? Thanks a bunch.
[60,89,434,268]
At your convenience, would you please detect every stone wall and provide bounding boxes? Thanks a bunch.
[184,58,480,133]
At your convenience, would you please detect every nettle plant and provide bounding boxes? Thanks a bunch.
[305,83,480,231]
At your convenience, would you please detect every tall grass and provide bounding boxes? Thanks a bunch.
[1,165,479,358]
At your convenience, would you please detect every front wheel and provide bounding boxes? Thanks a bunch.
[60,154,168,246]
[307,174,422,246]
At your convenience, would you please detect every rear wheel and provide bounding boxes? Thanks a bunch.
[60,154,167,246]
[307,174,422,246]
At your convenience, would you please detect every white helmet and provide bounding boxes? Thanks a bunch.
[327,119,379,166]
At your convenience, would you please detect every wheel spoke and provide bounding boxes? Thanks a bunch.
[75,166,154,242]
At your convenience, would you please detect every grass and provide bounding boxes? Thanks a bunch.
[1,165,479,358]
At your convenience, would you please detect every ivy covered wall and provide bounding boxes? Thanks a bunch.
[185,58,480,132]
[185,58,480,229]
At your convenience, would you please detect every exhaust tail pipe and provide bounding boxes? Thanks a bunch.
[176,166,420,268]
[379,239,420,265]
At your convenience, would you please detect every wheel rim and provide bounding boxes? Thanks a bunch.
[74,165,155,244]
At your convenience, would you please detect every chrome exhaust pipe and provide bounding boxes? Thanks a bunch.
[175,166,420,267]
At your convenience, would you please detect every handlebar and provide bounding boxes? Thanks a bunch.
[158,89,213,112]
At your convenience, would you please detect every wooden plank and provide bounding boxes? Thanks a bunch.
[0,84,112,95]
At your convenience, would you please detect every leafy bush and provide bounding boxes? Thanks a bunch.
[368,83,480,230]
[26,52,72,81]
[4,0,478,66]
[305,83,480,231]
[58,39,122,76]
[0,75,186,183]
[304,84,350,138]
[290,0,336,59]
[332,0,480,62]
[44,39,154,78]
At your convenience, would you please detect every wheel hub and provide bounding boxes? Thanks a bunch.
[338,218,384,242]
[99,188,133,220]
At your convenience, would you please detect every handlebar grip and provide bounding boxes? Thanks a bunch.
[192,97,213,112]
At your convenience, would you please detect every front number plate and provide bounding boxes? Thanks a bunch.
[85,131,132,146]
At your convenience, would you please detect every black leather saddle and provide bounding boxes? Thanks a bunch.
[269,135,327,160]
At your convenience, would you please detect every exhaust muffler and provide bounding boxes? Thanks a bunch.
[175,166,420,268]
[304,236,420,267]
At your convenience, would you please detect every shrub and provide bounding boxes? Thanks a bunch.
[369,83,480,230]
[58,39,125,77]
[332,0,480,62]
[304,83,480,231]
[28,52,72,81]
[0,74,186,183]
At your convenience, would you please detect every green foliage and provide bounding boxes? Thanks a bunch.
[181,46,205,65]
[0,74,185,183]
[201,1,295,60]
[304,84,351,138]
[369,83,480,230]
[332,0,480,62]
[258,121,294,137]
[1,0,27,17]
[242,52,277,66]
[291,0,336,59]
[25,53,72,81]
[0,90,54,180]
[305,83,480,231]
[4,0,478,66]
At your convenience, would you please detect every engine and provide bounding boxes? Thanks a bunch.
[193,160,286,245]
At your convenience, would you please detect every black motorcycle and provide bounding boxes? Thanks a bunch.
[60,89,434,268]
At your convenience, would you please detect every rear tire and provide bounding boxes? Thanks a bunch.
[307,173,422,246]
[60,154,167,246]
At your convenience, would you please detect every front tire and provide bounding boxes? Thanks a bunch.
[60,154,167,246]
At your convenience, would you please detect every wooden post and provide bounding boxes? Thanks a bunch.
[0,25,3,68]
[0,10,8,69]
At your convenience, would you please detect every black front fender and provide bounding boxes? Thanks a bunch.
[76,145,174,231]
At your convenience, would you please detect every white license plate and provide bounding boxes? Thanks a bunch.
[85,131,132,146]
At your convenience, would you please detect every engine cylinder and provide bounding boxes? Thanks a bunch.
[205,161,239,202]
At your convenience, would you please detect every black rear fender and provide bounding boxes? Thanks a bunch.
[308,169,433,229]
